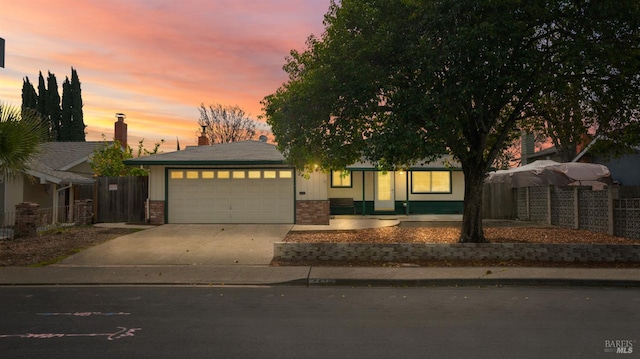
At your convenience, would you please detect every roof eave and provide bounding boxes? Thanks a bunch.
[123,160,290,166]
[58,155,91,171]
[25,169,62,185]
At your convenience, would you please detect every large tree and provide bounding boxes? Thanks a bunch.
[197,103,260,144]
[21,70,70,141]
[0,103,47,179]
[262,0,640,243]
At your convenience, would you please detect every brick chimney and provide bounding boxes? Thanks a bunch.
[198,125,209,146]
[114,113,128,149]
[520,131,535,165]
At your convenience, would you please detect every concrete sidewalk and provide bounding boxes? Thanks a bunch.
[1,265,639,287]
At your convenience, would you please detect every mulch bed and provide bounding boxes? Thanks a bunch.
[0,226,139,267]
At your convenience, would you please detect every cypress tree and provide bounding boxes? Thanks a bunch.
[60,77,72,141]
[68,68,85,141]
[21,77,37,113]
[46,72,61,141]
[36,71,46,121]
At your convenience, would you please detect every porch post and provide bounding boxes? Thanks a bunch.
[67,184,74,223]
[52,184,58,224]
[406,170,410,215]
[361,171,366,216]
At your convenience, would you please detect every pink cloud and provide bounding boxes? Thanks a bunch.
[1,0,329,152]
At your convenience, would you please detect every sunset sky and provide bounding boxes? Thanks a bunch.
[0,0,330,151]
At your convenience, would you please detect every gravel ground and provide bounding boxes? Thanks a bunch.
[284,226,639,245]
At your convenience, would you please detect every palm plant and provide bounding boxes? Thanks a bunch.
[0,103,47,179]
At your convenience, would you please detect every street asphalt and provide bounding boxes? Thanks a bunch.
[1,219,639,287]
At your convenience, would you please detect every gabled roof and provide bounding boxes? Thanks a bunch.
[25,142,105,184]
[35,142,106,170]
[124,140,288,166]
[572,136,640,163]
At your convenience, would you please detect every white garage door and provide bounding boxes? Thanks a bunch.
[167,169,294,223]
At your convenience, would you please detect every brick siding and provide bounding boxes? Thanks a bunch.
[14,202,39,238]
[74,199,93,225]
[296,200,330,225]
[148,200,165,225]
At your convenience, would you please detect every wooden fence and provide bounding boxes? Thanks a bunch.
[96,176,148,224]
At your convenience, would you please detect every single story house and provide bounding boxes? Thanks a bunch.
[1,142,101,217]
[125,140,464,225]
[520,133,640,185]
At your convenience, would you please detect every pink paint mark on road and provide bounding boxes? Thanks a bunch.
[0,327,141,341]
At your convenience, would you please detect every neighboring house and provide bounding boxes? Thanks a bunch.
[521,133,640,186]
[573,137,640,186]
[0,142,104,215]
[522,146,561,164]
[125,140,464,225]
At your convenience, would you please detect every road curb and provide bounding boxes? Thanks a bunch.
[304,278,640,288]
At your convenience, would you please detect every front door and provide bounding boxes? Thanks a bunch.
[375,171,395,211]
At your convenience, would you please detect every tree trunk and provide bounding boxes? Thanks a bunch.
[459,163,487,243]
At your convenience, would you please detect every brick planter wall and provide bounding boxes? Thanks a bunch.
[296,200,330,225]
[74,199,93,225]
[148,200,165,225]
[274,242,640,263]
[15,202,39,238]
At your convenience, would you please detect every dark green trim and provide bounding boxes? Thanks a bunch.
[411,170,453,194]
[361,171,366,215]
[293,173,297,224]
[405,170,410,214]
[164,167,296,224]
[124,159,288,166]
[330,170,353,188]
[164,167,169,223]
[346,167,462,171]
[341,201,464,215]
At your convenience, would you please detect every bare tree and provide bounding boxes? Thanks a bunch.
[197,103,260,144]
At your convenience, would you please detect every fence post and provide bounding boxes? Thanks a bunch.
[15,202,39,238]
[573,187,580,229]
[608,186,616,236]
[525,187,530,220]
[547,185,552,225]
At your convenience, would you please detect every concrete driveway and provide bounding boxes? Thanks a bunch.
[58,224,292,266]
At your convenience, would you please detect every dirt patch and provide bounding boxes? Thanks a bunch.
[0,226,139,267]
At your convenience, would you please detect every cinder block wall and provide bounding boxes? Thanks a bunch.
[510,186,640,239]
[275,242,640,263]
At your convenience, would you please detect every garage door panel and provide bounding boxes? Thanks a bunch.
[168,169,294,224]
